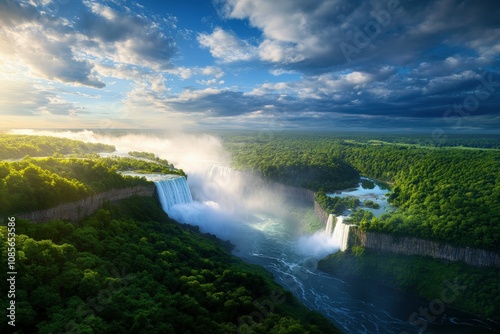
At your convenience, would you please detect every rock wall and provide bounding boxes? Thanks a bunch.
[349,228,500,268]
[314,200,329,225]
[18,185,156,223]
[264,181,315,204]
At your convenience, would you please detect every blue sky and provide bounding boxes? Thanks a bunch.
[0,0,499,133]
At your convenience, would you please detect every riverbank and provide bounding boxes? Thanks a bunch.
[318,247,500,322]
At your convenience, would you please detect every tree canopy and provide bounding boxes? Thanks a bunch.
[0,197,341,334]
[0,134,114,159]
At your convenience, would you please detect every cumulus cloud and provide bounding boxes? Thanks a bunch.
[0,1,105,88]
[198,28,257,62]
[0,79,83,117]
[79,1,177,69]
[0,0,177,90]
[219,0,500,70]
[1,0,499,131]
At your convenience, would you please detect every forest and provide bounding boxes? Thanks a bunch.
[0,134,115,159]
[1,132,498,332]
[0,135,188,215]
[223,133,500,252]
[0,155,186,216]
[0,157,147,214]
[0,196,340,334]
[0,134,340,333]
[319,247,500,320]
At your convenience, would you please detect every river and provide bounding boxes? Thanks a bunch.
[134,167,499,333]
[177,169,498,334]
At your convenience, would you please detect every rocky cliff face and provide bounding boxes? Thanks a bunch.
[314,200,329,225]
[18,185,156,223]
[263,181,315,204]
[349,228,500,268]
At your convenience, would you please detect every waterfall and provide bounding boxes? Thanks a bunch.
[155,176,193,214]
[206,164,232,182]
[331,216,350,251]
[325,214,335,235]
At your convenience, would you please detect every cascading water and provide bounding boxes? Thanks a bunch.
[206,164,232,182]
[325,214,335,235]
[155,176,193,214]
[331,216,350,251]
[150,166,494,334]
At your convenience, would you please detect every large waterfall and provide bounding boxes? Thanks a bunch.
[330,215,350,251]
[325,214,335,235]
[155,176,193,214]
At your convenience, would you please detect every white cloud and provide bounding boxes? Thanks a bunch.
[0,79,82,116]
[201,66,224,79]
[221,0,342,66]
[258,40,305,64]
[85,1,118,21]
[198,28,257,62]
[0,18,105,88]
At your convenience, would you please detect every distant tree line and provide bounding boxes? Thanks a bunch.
[0,135,114,159]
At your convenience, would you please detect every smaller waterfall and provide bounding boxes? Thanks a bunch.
[325,214,335,235]
[331,216,350,251]
[155,176,193,214]
[206,164,232,182]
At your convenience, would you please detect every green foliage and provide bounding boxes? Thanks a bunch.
[0,157,153,215]
[224,135,359,191]
[360,179,375,189]
[0,134,114,159]
[104,156,186,177]
[0,197,340,334]
[318,249,500,320]
[363,200,380,209]
[315,191,360,215]
[128,151,157,160]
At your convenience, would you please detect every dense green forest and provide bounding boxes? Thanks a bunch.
[0,197,340,334]
[0,135,114,159]
[223,133,500,251]
[226,138,360,191]
[315,191,360,215]
[0,135,186,215]
[0,155,186,215]
[318,247,500,320]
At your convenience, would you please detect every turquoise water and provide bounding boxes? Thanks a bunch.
[327,177,393,217]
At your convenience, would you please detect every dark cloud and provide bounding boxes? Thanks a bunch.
[77,2,177,68]
[219,0,500,71]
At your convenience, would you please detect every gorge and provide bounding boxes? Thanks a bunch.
[9,130,498,333]
[143,165,499,334]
